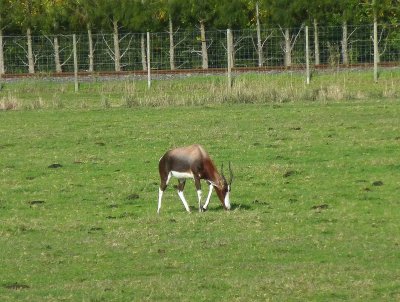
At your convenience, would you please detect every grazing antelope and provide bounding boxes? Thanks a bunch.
[158,144,233,213]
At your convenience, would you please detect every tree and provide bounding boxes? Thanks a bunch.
[0,0,12,75]
[42,0,71,73]
[161,0,185,70]
[267,0,306,67]
[254,1,263,67]
[95,0,130,72]
[70,0,100,72]
[214,0,251,68]
[247,1,274,67]
[165,0,179,70]
[359,0,399,81]
[296,0,333,65]
[124,0,162,71]
[328,0,360,66]
[179,0,217,69]
[10,0,43,74]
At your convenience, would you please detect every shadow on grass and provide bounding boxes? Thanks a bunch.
[173,197,272,213]
[190,199,272,212]
[202,203,254,212]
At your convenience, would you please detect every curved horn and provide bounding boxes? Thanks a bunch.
[220,163,225,178]
[228,161,234,185]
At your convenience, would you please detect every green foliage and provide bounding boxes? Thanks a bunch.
[266,0,305,27]
[0,0,12,30]
[1,99,400,300]
[9,0,43,33]
[214,0,251,29]
[68,0,97,31]
[125,0,165,32]
[359,0,400,23]
[91,0,129,30]
[1,0,400,34]
[169,0,217,28]
[41,0,71,34]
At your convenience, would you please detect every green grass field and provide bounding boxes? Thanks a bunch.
[1,81,400,300]
[1,70,400,109]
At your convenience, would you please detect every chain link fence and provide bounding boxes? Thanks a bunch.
[1,24,400,80]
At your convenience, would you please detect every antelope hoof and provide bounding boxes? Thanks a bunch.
[201,206,207,212]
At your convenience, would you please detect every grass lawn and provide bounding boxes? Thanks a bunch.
[0,100,400,301]
[1,70,400,109]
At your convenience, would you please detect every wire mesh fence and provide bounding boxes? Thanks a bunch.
[1,24,399,79]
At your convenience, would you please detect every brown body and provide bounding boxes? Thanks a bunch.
[158,144,232,213]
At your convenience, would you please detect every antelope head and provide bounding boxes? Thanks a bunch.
[215,162,233,210]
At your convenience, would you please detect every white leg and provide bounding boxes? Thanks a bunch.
[178,191,191,212]
[202,184,213,211]
[158,188,164,214]
[197,190,202,212]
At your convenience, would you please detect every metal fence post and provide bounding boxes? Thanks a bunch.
[73,34,79,92]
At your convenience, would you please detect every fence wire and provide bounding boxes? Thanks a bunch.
[1,24,399,77]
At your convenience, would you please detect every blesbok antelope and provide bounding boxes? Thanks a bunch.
[158,144,233,213]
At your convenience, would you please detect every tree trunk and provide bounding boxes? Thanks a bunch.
[227,29,232,89]
[113,19,121,72]
[168,15,175,70]
[147,32,151,88]
[0,29,4,75]
[27,28,35,74]
[141,33,147,71]
[73,34,79,92]
[341,21,348,66]
[256,2,263,67]
[87,25,94,72]
[313,18,320,66]
[140,0,147,72]
[305,26,310,84]
[373,8,378,82]
[54,36,62,73]
[284,28,291,67]
[200,20,208,69]
[228,29,235,67]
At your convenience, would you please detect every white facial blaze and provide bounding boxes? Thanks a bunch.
[224,191,231,210]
